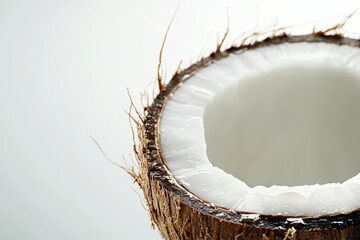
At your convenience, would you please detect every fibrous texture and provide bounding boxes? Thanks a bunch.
[131,34,360,240]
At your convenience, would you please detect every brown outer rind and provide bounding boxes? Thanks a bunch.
[134,34,360,240]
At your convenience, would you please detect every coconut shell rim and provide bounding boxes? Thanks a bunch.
[143,33,360,231]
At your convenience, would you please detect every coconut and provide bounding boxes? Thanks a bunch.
[127,33,360,240]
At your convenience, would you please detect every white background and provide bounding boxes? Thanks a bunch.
[0,1,359,239]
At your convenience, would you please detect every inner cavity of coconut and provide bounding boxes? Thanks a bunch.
[204,65,360,187]
[159,42,360,217]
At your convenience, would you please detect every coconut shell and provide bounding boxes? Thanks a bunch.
[130,34,360,240]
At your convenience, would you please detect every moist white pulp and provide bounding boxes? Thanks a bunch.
[159,42,360,217]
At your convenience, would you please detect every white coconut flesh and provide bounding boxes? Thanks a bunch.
[159,42,360,217]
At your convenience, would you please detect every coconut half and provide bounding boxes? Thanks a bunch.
[131,34,360,240]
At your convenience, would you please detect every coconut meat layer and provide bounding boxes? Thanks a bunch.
[159,42,360,217]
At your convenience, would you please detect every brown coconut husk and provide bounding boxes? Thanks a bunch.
[125,15,360,239]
